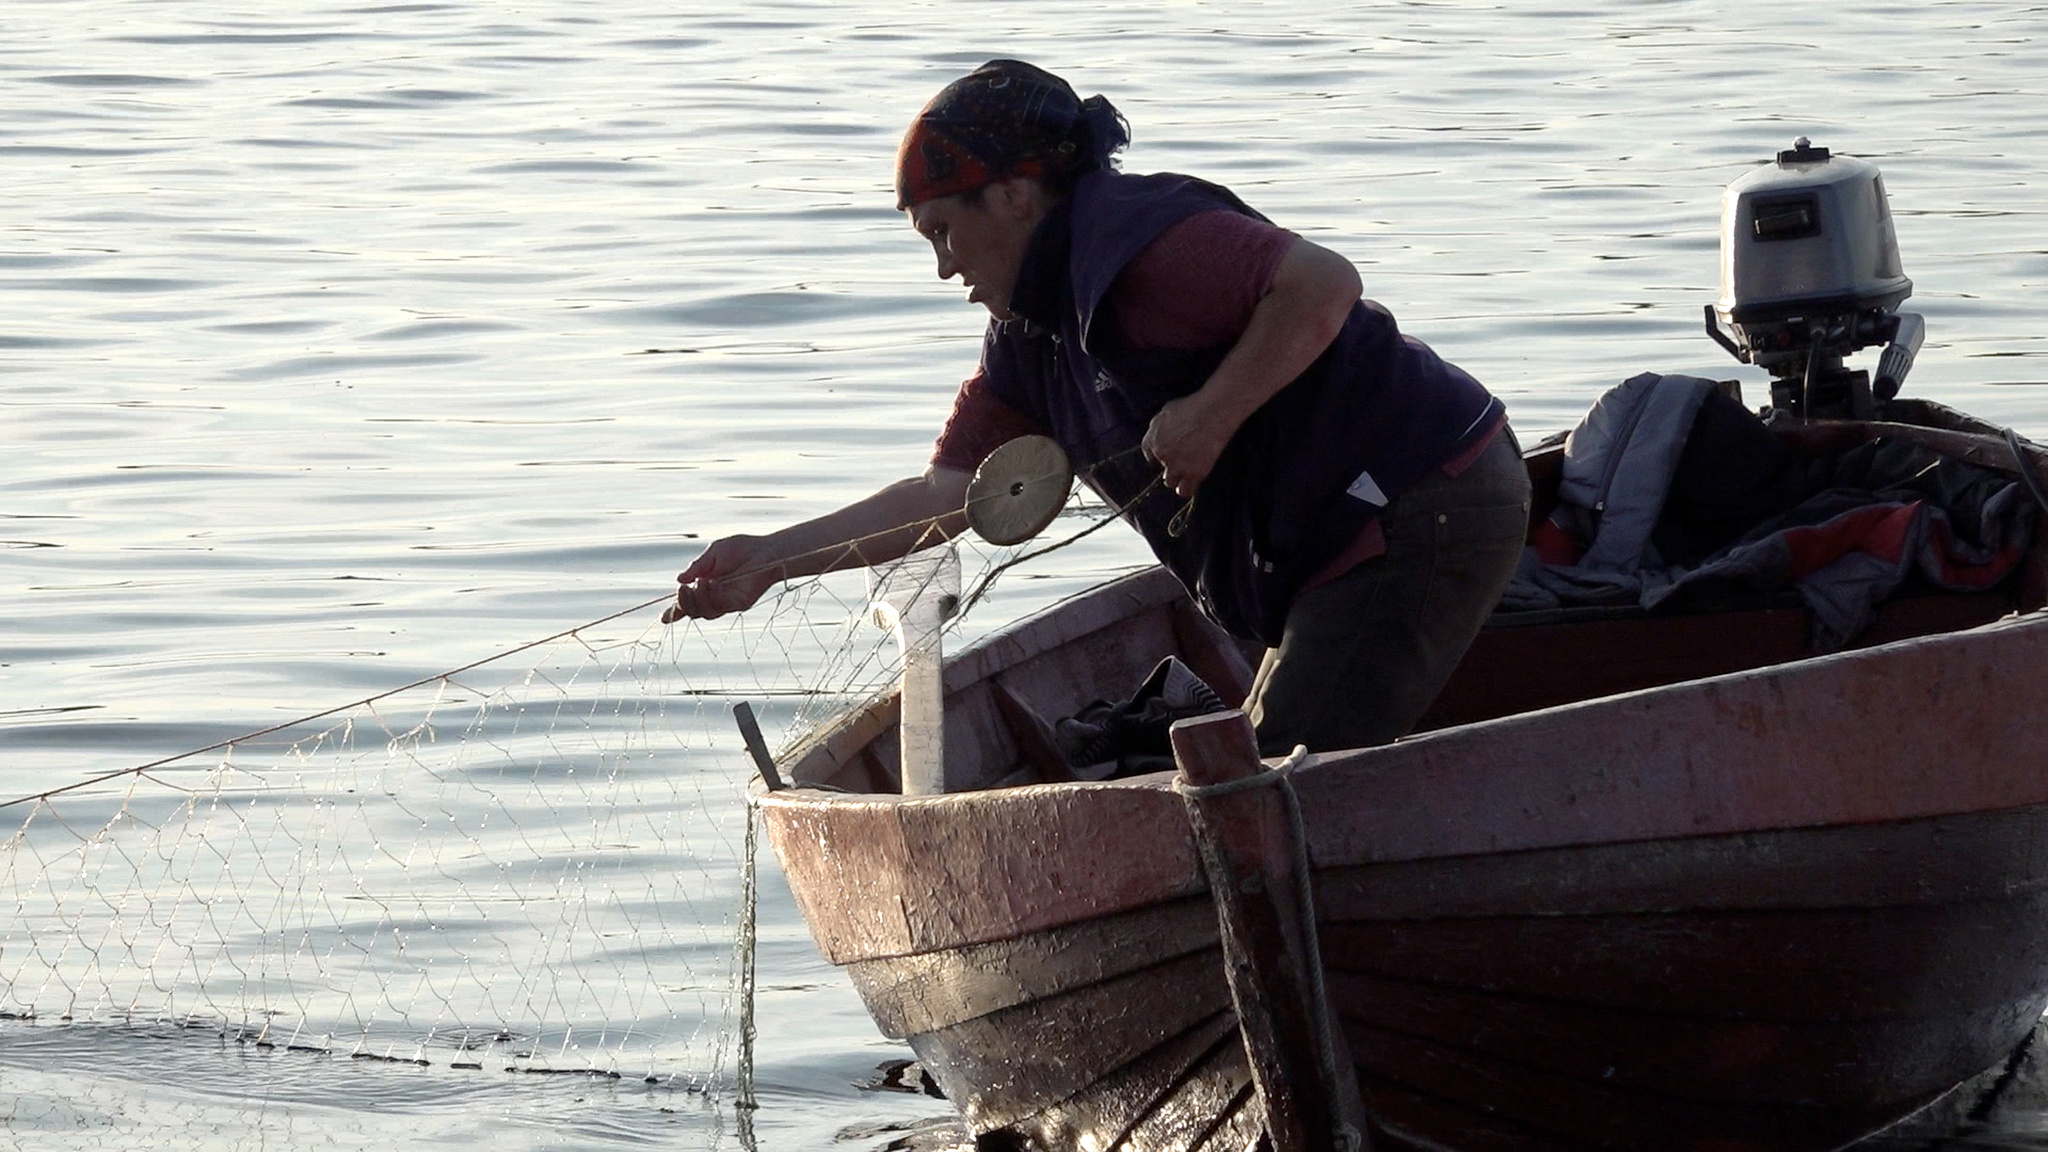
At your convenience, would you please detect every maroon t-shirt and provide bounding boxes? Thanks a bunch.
[931,210,1296,472]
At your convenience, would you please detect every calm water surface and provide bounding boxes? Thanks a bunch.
[5,1,2046,1148]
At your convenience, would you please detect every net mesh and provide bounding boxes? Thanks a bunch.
[0,570,909,1093]
[0,479,1137,1123]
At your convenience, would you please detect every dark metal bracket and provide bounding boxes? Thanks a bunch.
[732,701,787,791]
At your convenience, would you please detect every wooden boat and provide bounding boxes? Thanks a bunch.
[756,397,2048,1152]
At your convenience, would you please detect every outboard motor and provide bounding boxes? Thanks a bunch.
[1705,139,1925,420]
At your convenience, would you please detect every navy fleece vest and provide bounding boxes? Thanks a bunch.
[982,169,1502,644]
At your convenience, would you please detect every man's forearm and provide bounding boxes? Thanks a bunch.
[759,468,973,580]
[1140,237,1363,496]
[1195,237,1362,431]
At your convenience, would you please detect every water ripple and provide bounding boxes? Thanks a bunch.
[6,277,216,294]
[116,32,389,45]
[30,73,203,87]
[472,159,654,174]
[226,352,482,380]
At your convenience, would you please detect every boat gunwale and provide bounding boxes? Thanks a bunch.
[762,602,2048,825]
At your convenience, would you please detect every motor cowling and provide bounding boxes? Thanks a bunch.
[1705,139,1924,419]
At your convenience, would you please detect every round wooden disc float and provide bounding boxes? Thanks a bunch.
[965,435,1074,545]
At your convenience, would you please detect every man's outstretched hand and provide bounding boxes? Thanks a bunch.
[662,535,780,623]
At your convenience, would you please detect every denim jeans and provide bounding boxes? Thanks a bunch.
[1245,429,1532,754]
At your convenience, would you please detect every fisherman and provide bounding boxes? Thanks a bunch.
[663,60,1530,753]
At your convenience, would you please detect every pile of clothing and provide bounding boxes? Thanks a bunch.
[1055,656,1226,777]
[1505,372,2038,648]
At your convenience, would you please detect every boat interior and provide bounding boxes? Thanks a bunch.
[784,397,2048,796]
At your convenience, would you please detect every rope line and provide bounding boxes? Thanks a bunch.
[735,795,761,1113]
[0,594,671,811]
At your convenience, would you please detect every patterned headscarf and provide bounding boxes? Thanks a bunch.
[895,60,1130,210]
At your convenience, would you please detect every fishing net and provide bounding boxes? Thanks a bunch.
[0,577,891,1095]
[0,491,1141,1120]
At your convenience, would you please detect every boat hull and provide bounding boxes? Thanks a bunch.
[777,802,2048,1152]
[1319,806,2048,1150]
[762,609,2048,1151]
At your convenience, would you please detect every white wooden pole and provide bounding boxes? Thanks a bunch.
[867,545,960,795]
